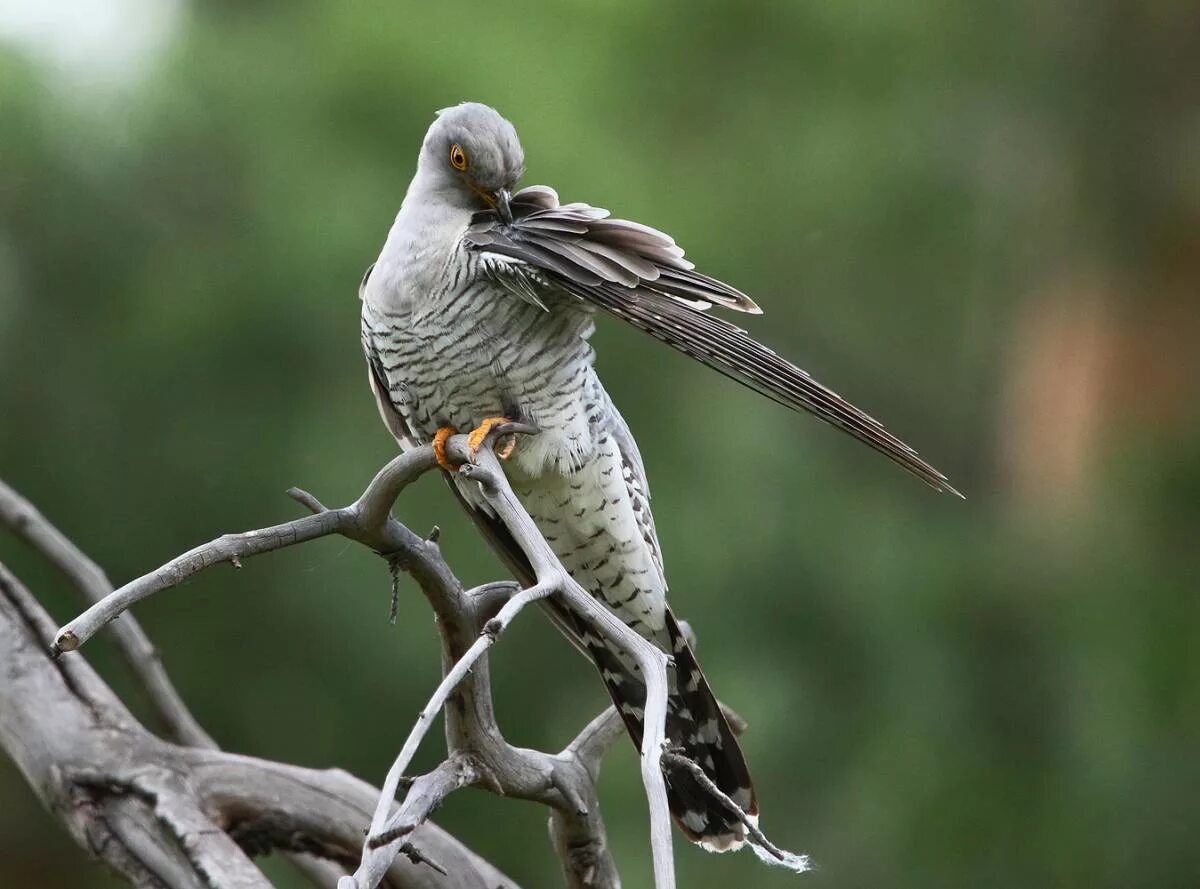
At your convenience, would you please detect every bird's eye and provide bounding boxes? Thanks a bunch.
[449,144,468,171]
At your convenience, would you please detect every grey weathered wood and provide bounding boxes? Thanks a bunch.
[38,435,648,888]
[8,431,788,889]
[0,478,216,748]
[0,473,515,889]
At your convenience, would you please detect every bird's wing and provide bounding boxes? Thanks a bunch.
[465,186,961,496]
[360,262,419,450]
[363,346,417,450]
[606,399,666,589]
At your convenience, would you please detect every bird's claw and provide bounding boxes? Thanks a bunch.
[432,426,458,473]
[433,418,516,473]
[467,417,516,461]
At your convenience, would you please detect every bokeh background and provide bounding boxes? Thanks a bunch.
[2,1,1198,887]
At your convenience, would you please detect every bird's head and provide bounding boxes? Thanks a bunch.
[417,102,524,221]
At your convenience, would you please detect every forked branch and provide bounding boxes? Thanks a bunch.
[44,434,662,888]
[13,429,799,889]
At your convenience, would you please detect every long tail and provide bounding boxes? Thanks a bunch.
[583,607,757,851]
[443,479,757,848]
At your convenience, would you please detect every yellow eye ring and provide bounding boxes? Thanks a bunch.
[449,143,468,171]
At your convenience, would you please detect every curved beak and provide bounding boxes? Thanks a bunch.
[492,188,513,224]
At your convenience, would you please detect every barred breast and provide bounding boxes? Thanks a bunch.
[362,240,670,635]
[362,247,606,481]
[513,424,668,639]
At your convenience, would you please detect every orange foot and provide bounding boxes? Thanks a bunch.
[467,417,517,462]
[432,426,459,473]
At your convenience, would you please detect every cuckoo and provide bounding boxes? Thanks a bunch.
[359,102,959,852]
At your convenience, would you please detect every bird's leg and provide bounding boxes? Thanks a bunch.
[433,419,517,472]
[467,417,517,461]
[432,426,459,473]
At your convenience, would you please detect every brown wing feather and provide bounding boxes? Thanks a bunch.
[464,189,961,496]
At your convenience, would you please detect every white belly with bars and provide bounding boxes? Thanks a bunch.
[361,246,669,639]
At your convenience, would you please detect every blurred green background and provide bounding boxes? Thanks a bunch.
[2,1,1198,887]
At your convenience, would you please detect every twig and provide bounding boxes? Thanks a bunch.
[459,451,677,889]
[50,506,347,654]
[387,555,402,625]
[287,486,329,515]
[365,580,553,843]
[368,757,479,849]
[51,447,439,653]
[398,843,447,877]
[0,479,216,748]
[662,751,810,873]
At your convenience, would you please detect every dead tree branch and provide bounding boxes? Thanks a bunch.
[8,431,798,888]
[0,476,513,888]
[0,478,214,748]
[0,558,508,888]
[47,435,648,888]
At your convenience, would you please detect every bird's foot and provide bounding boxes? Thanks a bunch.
[433,418,520,472]
[467,417,517,461]
[432,426,459,473]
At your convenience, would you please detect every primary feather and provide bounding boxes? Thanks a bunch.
[464,186,961,496]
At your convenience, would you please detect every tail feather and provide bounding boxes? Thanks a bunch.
[441,471,758,846]
[584,607,757,851]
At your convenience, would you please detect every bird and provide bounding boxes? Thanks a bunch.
[359,102,959,852]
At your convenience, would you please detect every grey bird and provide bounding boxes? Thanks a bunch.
[360,102,959,852]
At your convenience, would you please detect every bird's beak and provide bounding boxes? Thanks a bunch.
[492,188,513,224]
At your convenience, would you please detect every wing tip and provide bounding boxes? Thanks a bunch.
[919,466,965,499]
[940,480,967,499]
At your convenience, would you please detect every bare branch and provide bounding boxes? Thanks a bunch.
[0,480,367,885]
[38,437,619,887]
[369,758,479,849]
[662,751,810,873]
[366,580,557,843]
[286,853,347,889]
[458,451,677,889]
[50,447,440,655]
[337,445,674,889]
[51,507,346,654]
[184,749,515,889]
[0,561,270,888]
[287,486,330,515]
[0,557,519,889]
[0,479,216,748]
[101,794,212,889]
[36,431,788,889]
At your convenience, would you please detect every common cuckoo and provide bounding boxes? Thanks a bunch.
[359,103,959,851]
